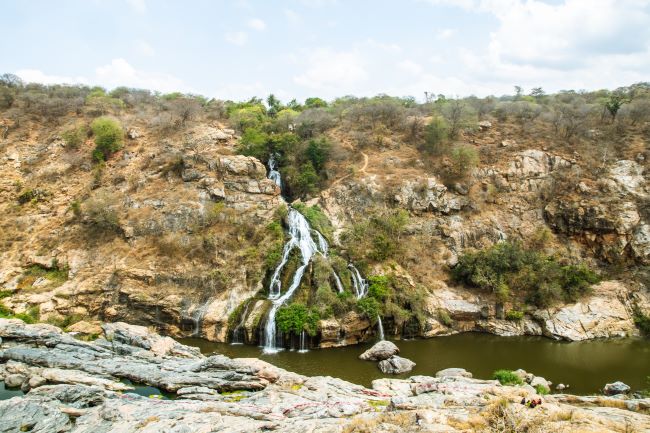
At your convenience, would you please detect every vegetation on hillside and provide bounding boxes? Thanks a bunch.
[452,241,600,307]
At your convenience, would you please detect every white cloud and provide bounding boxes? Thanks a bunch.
[247,18,266,31]
[398,60,423,75]
[225,31,248,46]
[135,40,155,57]
[126,0,147,14]
[16,69,88,86]
[16,59,191,94]
[94,58,190,93]
[293,48,367,90]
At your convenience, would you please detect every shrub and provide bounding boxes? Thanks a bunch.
[17,188,48,205]
[437,309,453,327]
[82,193,122,234]
[633,309,650,336]
[453,241,599,307]
[367,275,390,300]
[534,384,549,395]
[61,125,87,149]
[421,117,449,155]
[505,309,524,321]
[493,370,523,386]
[357,297,380,321]
[91,117,124,162]
[448,145,479,179]
[276,303,320,336]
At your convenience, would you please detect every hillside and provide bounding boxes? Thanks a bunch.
[0,75,649,348]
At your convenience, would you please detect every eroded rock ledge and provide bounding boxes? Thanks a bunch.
[1,319,649,432]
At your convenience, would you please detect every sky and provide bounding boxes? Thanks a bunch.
[1,0,649,102]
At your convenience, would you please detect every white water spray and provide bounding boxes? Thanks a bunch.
[348,264,368,299]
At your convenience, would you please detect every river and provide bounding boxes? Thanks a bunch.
[180,333,650,395]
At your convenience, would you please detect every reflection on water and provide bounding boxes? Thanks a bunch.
[180,333,650,395]
[0,381,24,400]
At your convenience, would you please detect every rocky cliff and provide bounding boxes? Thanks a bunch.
[1,99,649,348]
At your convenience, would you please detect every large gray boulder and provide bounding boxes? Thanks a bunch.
[603,381,631,395]
[378,356,416,374]
[359,340,399,361]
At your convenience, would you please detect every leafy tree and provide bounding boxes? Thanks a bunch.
[266,94,282,117]
[604,93,628,121]
[90,117,124,162]
[305,137,331,172]
[305,97,328,109]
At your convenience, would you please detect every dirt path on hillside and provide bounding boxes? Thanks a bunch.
[330,152,368,187]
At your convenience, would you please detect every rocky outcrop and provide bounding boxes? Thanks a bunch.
[378,355,416,374]
[2,320,648,432]
[359,340,399,361]
[604,381,631,396]
[421,280,644,341]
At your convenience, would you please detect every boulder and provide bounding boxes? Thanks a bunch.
[127,128,141,139]
[530,376,551,393]
[603,381,630,395]
[478,120,492,130]
[67,320,102,337]
[4,373,26,388]
[500,139,516,147]
[378,356,416,374]
[359,340,399,361]
[435,368,472,378]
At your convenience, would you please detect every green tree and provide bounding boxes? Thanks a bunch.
[90,117,124,162]
[305,97,328,109]
[449,145,479,178]
[305,138,331,172]
[422,117,449,155]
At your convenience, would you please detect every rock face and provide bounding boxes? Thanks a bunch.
[1,319,649,432]
[604,381,631,396]
[359,340,399,361]
[378,355,416,374]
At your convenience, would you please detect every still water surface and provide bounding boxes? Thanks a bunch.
[2,334,647,400]
[181,333,650,395]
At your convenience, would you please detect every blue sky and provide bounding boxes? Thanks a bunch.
[2,0,649,101]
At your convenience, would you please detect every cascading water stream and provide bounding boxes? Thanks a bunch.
[377,315,385,340]
[190,299,212,337]
[298,330,308,353]
[332,272,344,293]
[348,264,368,299]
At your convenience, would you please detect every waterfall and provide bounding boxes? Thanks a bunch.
[332,271,344,293]
[231,302,250,345]
[298,330,308,353]
[264,208,323,353]
[314,230,328,256]
[348,264,368,299]
[377,315,385,341]
[268,154,282,189]
[190,299,212,337]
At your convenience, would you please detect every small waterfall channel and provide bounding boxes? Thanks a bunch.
[261,155,381,353]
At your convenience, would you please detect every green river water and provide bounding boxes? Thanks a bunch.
[181,333,650,395]
[2,333,648,400]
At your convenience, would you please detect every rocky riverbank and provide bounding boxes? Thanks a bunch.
[1,318,649,432]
